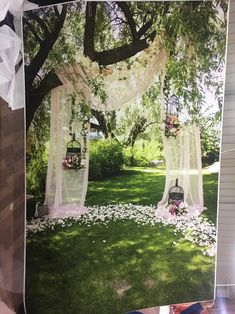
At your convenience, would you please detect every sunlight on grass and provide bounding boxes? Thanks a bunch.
[52,234,61,240]
[26,167,218,314]
[86,167,166,206]
[26,219,216,314]
[126,166,166,174]
[86,167,218,216]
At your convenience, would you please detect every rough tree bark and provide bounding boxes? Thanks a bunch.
[25,6,67,130]
[83,2,156,65]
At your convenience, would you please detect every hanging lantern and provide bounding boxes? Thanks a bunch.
[63,133,82,170]
[166,94,179,116]
[168,179,184,204]
[167,179,187,215]
[164,94,181,138]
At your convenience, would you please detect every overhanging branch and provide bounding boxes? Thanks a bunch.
[84,2,97,60]
[23,18,42,45]
[25,5,67,88]
[116,2,138,40]
[27,12,50,37]
[26,71,62,131]
[84,1,156,66]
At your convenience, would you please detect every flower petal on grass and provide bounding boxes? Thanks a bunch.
[26,204,216,256]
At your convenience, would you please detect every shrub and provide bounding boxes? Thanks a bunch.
[89,139,124,180]
[26,149,48,198]
[123,140,164,167]
[201,122,220,167]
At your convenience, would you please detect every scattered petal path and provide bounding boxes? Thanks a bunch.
[27,204,216,257]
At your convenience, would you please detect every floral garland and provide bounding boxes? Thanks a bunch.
[167,200,188,216]
[164,115,181,138]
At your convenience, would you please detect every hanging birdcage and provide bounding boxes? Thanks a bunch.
[168,179,184,204]
[166,94,179,116]
[164,94,181,138]
[63,133,82,170]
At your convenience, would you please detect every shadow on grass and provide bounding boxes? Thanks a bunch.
[86,167,218,224]
[26,168,217,314]
[26,219,215,314]
[86,167,166,206]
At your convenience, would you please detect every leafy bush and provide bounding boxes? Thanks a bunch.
[89,139,124,180]
[27,149,48,198]
[200,119,220,167]
[27,97,50,198]
[123,140,164,167]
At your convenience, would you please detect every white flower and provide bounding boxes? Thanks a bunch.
[26,203,216,257]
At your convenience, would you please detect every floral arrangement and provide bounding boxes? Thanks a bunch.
[167,200,188,216]
[164,115,181,138]
[63,154,84,170]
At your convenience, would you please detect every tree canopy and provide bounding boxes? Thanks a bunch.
[24,1,227,131]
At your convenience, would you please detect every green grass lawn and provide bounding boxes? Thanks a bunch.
[86,167,218,223]
[26,167,218,314]
[85,167,166,206]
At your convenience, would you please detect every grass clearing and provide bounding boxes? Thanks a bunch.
[26,167,218,314]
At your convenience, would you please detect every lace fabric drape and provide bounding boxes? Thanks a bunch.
[44,40,168,214]
[45,38,204,218]
[57,39,168,111]
[44,87,89,213]
[156,124,205,216]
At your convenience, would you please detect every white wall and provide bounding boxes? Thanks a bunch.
[216,0,235,298]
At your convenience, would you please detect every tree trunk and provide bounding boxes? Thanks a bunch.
[130,144,135,167]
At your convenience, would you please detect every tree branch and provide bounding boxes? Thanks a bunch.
[25,5,67,90]
[84,2,97,60]
[97,18,120,35]
[116,2,138,40]
[144,121,158,128]
[137,19,153,39]
[92,32,155,65]
[84,1,156,65]
[23,18,43,45]
[27,12,50,37]
[26,71,62,131]
[125,116,147,147]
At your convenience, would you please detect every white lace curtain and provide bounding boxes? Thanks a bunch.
[44,87,89,213]
[157,124,205,215]
[44,37,204,217]
[44,39,168,213]
[58,45,167,111]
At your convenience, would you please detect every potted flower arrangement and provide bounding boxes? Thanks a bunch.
[63,133,85,171]
[164,115,181,138]
[167,199,188,216]
[63,153,84,170]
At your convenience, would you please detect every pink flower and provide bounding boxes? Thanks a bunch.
[169,206,176,215]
